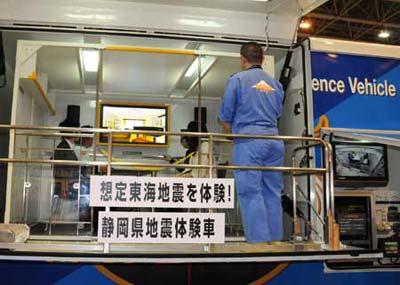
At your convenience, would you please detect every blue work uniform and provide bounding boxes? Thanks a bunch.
[219,65,285,243]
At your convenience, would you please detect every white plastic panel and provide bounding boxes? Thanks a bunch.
[0,0,326,44]
[37,46,81,91]
[102,51,194,95]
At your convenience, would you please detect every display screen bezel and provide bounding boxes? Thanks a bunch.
[332,141,389,187]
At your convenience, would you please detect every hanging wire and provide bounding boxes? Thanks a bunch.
[290,0,304,51]
[263,0,304,51]
[264,12,271,52]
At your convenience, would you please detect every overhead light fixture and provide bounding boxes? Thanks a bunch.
[299,19,311,30]
[184,56,217,78]
[378,30,390,39]
[185,57,201,77]
[179,19,223,28]
[82,49,99,72]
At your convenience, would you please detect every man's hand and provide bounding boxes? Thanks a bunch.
[220,122,232,134]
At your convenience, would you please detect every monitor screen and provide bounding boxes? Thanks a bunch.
[333,142,388,187]
[98,102,169,146]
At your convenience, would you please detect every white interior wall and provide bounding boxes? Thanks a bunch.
[10,88,30,222]
[10,87,47,223]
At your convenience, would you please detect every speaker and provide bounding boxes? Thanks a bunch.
[194,107,207,124]
[67,105,80,126]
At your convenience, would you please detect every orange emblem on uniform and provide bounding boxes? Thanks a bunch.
[252,80,275,93]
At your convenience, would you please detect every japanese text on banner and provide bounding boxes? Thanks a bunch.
[98,212,225,244]
[90,176,234,208]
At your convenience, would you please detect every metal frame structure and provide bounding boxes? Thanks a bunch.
[300,0,400,45]
[0,124,335,251]
[0,125,385,263]
[321,127,400,147]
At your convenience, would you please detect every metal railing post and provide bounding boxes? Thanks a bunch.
[22,135,31,223]
[104,130,112,254]
[205,134,214,252]
[327,143,335,217]
[48,137,56,235]
[291,156,299,240]
[208,135,214,178]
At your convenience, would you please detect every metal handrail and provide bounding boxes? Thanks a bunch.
[2,124,324,142]
[321,127,400,136]
[1,124,334,245]
[291,141,334,218]
[0,158,327,173]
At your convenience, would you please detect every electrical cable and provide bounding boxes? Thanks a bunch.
[264,12,271,53]
[280,2,303,94]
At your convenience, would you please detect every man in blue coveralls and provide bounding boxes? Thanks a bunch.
[219,42,284,243]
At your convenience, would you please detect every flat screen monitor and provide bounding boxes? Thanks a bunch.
[333,141,388,187]
[98,102,169,146]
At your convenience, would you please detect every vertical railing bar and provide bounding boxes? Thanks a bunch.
[93,48,102,241]
[96,48,110,254]
[103,130,112,253]
[77,134,82,236]
[208,135,213,178]
[327,143,335,216]
[207,134,214,252]
[107,131,112,176]
[22,135,29,223]
[323,142,331,246]
[48,137,56,235]
[291,156,298,241]
[197,54,202,167]
[324,143,331,214]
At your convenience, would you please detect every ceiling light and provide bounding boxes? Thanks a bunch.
[184,56,216,78]
[82,49,99,72]
[185,58,201,77]
[179,19,223,28]
[299,19,311,30]
[378,30,390,39]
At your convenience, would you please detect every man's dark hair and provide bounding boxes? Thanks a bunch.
[184,121,208,152]
[240,42,264,64]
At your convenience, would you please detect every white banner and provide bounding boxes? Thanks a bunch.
[90,176,234,208]
[98,212,225,244]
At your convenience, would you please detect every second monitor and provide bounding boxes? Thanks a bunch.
[98,101,169,146]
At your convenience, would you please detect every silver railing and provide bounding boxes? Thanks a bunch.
[0,124,334,245]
